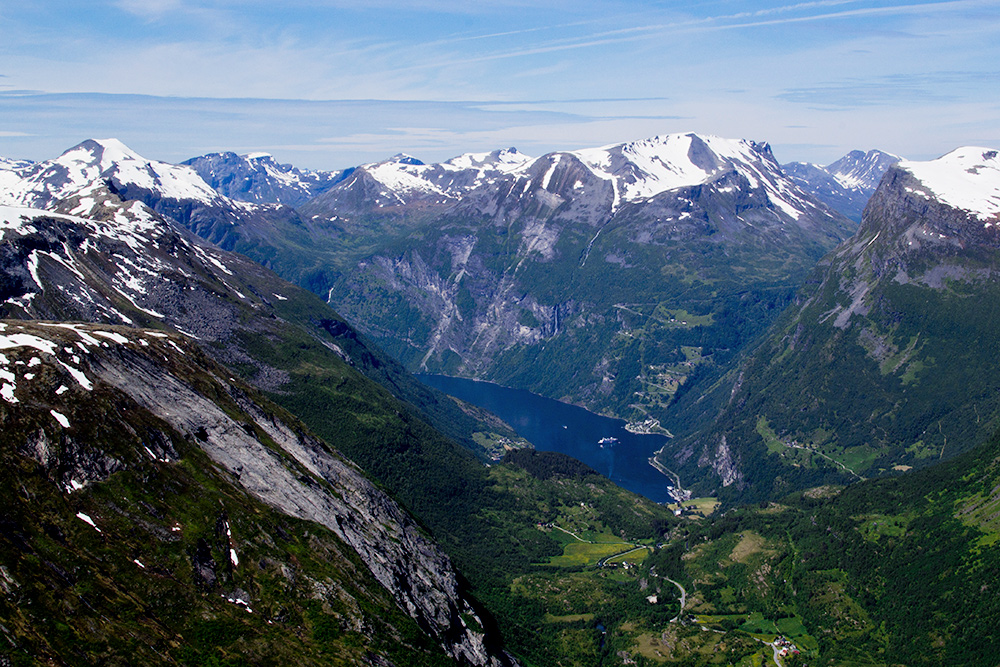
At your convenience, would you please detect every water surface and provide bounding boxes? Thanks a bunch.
[420,375,676,504]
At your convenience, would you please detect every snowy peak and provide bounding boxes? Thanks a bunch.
[443,147,533,173]
[1,138,222,210]
[383,153,424,166]
[329,132,819,221]
[0,157,34,172]
[573,133,784,203]
[343,148,531,203]
[900,147,1000,221]
[783,148,900,222]
[826,149,901,191]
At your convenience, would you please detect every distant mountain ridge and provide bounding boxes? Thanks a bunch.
[183,151,349,207]
[306,134,835,219]
[0,138,310,254]
[664,146,1000,502]
[783,149,901,221]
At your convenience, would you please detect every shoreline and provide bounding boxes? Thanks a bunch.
[648,454,691,502]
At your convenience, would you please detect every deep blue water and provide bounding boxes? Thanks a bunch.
[419,375,677,504]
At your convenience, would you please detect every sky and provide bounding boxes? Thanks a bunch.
[1,0,998,171]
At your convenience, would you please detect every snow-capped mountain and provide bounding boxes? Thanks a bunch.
[571,134,819,216]
[306,133,828,223]
[899,146,1000,221]
[783,149,900,221]
[0,138,222,210]
[306,147,534,212]
[671,145,1000,497]
[0,138,307,252]
[183,151,348,206]
[827,149,902,192]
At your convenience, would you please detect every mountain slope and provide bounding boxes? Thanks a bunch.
[661,424,1000,666]
[0,191,540,662]
[0,159,702,667]
[183,151,347,207]
[0,320,506,665]
[783,149,900,221]
[667,146,1000,502]
[292,133,855,424]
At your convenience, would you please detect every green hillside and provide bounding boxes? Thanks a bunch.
[658,162,1000,503]
[646,426,1000,666]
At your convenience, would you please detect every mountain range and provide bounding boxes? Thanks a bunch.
[5,132,1000,665]
[2,135,863,431]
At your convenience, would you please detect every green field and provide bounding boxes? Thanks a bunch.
[606,547,652,565]
[685,497,720,517]
[547,541,634,567]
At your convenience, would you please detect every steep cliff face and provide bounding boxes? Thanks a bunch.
[666,147,1000,502]
[0,320,512,665]
[0,183,522,662]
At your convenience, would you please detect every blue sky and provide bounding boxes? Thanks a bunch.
[1,0,998,170]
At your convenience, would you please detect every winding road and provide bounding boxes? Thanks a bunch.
[664,577,687,622]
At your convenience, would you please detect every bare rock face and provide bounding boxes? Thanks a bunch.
[0,320,513,665]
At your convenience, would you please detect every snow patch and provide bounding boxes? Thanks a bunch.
[92,330,130,345]
[900,147,1000,220]
[76,512,101,532]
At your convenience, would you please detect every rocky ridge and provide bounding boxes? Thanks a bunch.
[183,151,348,207]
